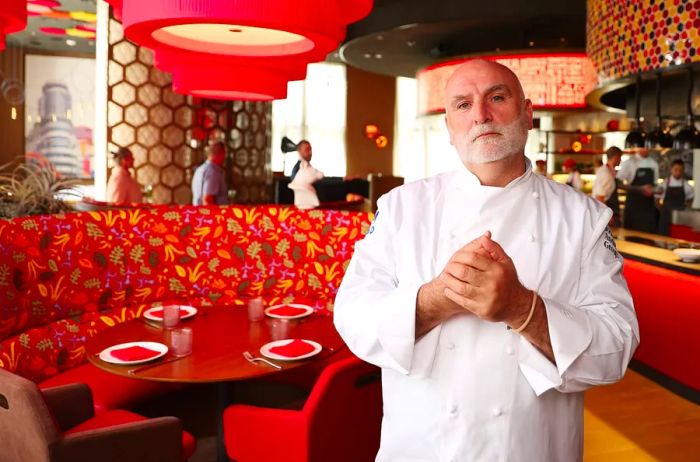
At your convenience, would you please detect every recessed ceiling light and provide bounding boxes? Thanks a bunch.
[377,35,383,40]
[66,39,77,46]
[363,52,372,59]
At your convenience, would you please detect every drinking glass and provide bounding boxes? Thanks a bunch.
[247,297,265,322]
[170,327,193,357]
[162,304,180,329]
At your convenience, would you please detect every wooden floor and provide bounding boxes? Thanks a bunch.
[584,370,700,461]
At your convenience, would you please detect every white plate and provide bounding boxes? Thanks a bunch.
[99,341,168,365]
[260,339,322,361]
[673,248,700,263]
[143,305,198,322]
[264,303,314,319]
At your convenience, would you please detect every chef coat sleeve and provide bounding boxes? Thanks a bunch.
[685,181,695,200]
[616,159,634,184]
[334,193,429,375]
[517,204,640,395]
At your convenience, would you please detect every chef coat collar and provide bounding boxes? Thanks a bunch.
[451,156,533,192]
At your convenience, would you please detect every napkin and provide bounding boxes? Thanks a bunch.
[269,339,317,358]
[268,305,309,317]
[147,307,189,319]
[109,345,160,361]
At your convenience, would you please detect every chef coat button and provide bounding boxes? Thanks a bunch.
[445,342,455,350]
[532,191,540,199]
[530,234,536,242]
[505,346,514,355]
[492,407,503,417]
[450,405,459,415]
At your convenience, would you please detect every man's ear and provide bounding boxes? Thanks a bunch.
[524,99,534,130]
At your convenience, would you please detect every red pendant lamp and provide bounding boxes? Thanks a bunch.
[119,0,370,58]
[0,0,27,51]
[106,0,373,100]
[154,49,309,100]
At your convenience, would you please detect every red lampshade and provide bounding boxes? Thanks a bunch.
[155,48,308,100]
[0,0,28,51]
[119,0,367,58]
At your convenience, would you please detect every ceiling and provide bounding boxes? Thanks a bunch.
[9,0,96,55]
[339,0,587,77]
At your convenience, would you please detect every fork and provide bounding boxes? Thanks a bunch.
[243,350,282,369]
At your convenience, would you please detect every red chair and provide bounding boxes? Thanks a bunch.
[223,355,383,462]
[0,368,196,462]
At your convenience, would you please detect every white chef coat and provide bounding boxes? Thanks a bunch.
[565,170,583,191]
[617,154,659,185]
[334,160,639,462]
[288,160,324,209]
[592,165,617,201]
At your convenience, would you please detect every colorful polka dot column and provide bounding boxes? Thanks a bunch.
[587,0,700,83]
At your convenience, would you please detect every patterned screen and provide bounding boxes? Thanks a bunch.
[107,14,272,204]
[587,0,700,83]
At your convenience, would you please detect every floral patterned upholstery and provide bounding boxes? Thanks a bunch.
[0,205,371,382]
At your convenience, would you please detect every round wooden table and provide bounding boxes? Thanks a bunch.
[86,304,344,460]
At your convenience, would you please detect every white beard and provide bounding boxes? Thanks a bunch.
[458,115,529,165]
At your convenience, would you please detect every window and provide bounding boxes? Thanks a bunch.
[271,63,347,177]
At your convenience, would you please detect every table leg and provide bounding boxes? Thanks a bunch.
[217,382,229,462]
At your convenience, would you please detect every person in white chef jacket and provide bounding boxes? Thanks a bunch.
[334,60,639,462]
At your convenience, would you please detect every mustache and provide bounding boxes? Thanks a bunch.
[468,124,503,142]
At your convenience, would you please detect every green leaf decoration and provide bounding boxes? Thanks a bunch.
[109,246,125,265]
[237,280,250,293]
[70,268,81,284]
[48,259,58,273]
[227,218,243,234]
[130,244,145,263]
[321,224,332,236]
[275,239,290,256]
[325,245,334,257]
[36,338,54,351]
[39,233,51,249]
[84,278,101,289]
[263,277,277,290]
[148,250,159,267]
[261,216,274,231]
[0,264,9,287]
[148,237,164,247]
[186,246,197,258]
[308,273,322,290]
[180,224,192,237]
[232,246,245,260]
[19,333,30,347]
[164,211,181,221]
[262,242,273,256]
[247,242,261,258]
[208,257,220,271]
[293,232,307,242]
[168,278,186,294]
[86,222,104,238]
[292,246,301,262]
[93,252,107,268]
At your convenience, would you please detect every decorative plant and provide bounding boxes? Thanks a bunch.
[0,161,80,219]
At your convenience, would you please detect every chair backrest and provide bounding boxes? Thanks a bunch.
[368,174,404,212]
[0,368,59,462]
[303,355,383,462]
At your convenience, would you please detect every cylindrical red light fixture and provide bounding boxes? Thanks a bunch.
[0,0,28,51]
[155,48,309,100]
[120,0,362,58]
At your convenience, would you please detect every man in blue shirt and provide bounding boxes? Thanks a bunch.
[192,141,229,205]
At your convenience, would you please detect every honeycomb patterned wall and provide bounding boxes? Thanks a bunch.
[107,14,272,205]
[587,0,700,83]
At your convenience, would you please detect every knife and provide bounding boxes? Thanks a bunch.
[127,356,187,375]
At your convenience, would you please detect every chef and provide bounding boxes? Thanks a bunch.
[656,159,694,235]
[334,60,639,462]
[593,146,623,227]
[617,147,659,233]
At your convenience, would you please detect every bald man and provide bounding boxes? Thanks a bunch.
[334,60,638,461]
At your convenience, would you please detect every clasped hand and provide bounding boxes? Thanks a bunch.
[437,231,530,324]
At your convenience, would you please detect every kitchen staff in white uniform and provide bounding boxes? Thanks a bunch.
[335,60,639,462]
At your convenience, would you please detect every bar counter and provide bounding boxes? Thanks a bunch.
[610,228,700,402]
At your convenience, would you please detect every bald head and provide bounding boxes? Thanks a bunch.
[444,59,533,167]
[445,60,527,110]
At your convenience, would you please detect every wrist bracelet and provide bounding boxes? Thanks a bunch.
[511,290,538,334]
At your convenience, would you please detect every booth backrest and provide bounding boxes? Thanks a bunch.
[0,205,371,382]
